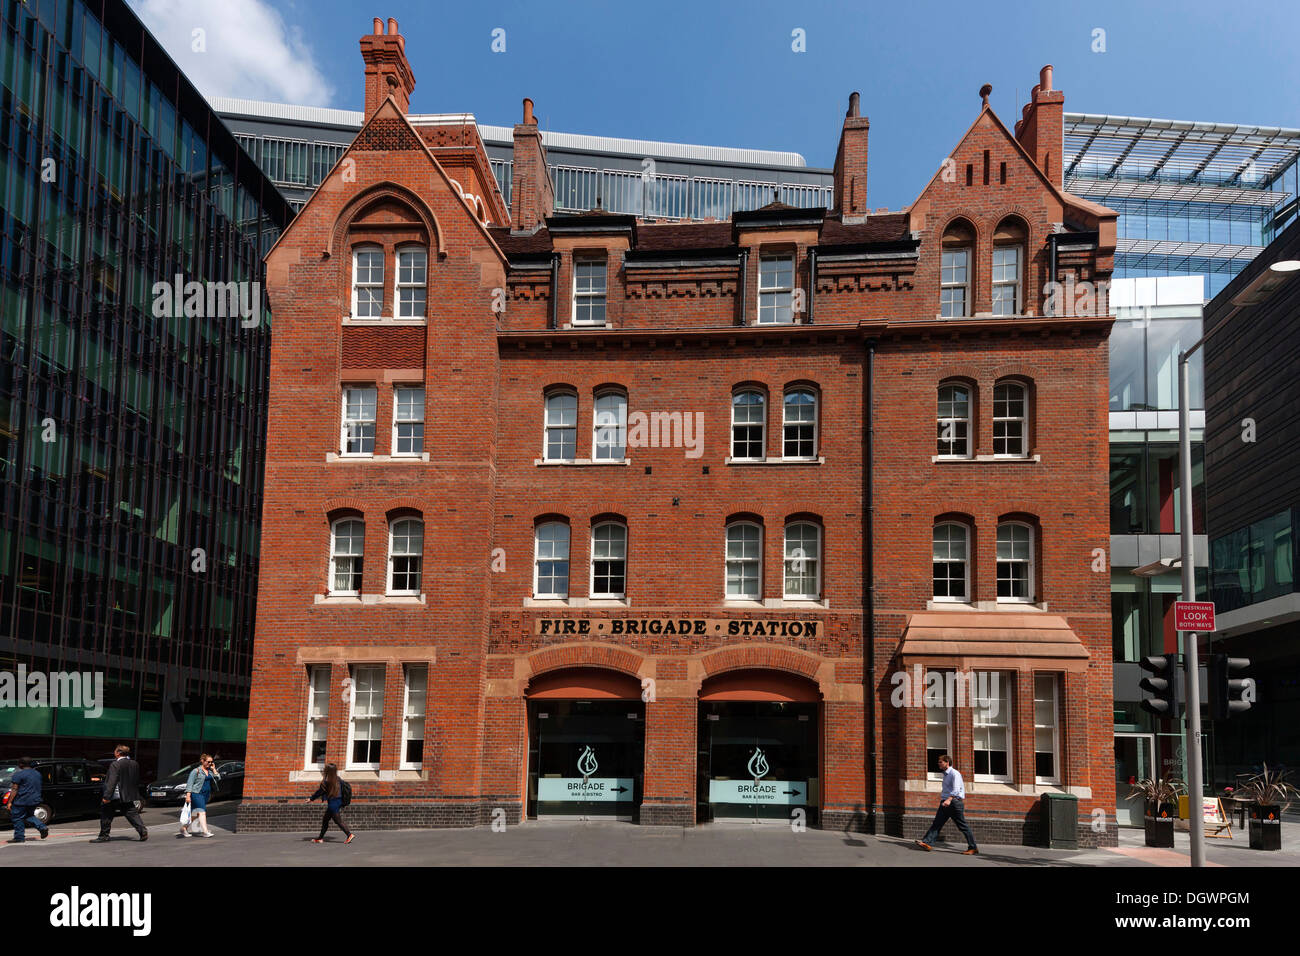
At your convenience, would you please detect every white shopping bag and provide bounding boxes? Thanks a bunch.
[179,802,191,826]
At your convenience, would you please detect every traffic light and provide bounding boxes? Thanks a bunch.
[1138,653,1179,718]
[1207,654,1254,719]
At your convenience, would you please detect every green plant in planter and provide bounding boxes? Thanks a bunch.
[1126,777,1185,848]
[1236,764,1298,851]
[1126,776,1186,808]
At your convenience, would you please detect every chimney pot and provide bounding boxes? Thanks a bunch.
[523,97,535,125]
[372,18,382,34]
[847,91,860,118]
[979,83,992,108]
[1040,64,1053,92]
[387,17,398,35]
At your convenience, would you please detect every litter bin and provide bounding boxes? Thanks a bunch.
[1040,792,1078,849]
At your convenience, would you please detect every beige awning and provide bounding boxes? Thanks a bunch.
[896,611,1090,665]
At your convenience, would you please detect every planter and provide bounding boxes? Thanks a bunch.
[1144,802,1176,848]
[1248,804,1282,851]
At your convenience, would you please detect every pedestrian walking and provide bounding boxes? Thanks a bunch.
[181,754,221,838]
[90,744,148,843]
[5,758,50,843]
[308,762,354,843]
[915,754,979,854]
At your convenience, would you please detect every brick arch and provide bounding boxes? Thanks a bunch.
[322,497,368,516]
[327,182,445,259]
[934,367,980,384]
[383,499,426,516]
[525,643,649,679]
[986,205,1040,237]
[699,644,825,684]
[990,363,1037,381]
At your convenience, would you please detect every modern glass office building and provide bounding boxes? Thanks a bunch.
[0,0,291,777]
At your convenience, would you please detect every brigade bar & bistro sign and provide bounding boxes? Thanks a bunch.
[535,617,823,638]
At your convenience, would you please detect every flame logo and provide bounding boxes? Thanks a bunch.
[748,747,770,780]
[577,745,598,778]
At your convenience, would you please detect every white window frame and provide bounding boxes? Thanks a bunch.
[329,517,364,596]
[392,386,424,457]
[396,245,428,319]
[572,256,607,326]
[351,244,385,319]
[305,665,330,769]
[996,521,1035,603]
[590,521,628,599]
[924,672,953,781]
[725,521,763,600]
[341,386,377,456]
[940,247,969,317]
[346,664,385,771]
[782,389,818,460]
[991,244,1022,317]
[783,521,821,600]
[543,390,578,462]
[972,670,1013,784]
[1033,673,1062,785]
[757,253,795,324]
[993,382,1028,458]
[592,390,627,461]
[387,517,423,596]
[731,390,766,460]
[932,522,970,603]
[533,521,571,599]
[936,384,971,459]
[401,664,427,771]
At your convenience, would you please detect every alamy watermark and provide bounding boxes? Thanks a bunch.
[0,666,103,718]
[151,275,261,327]
[889,666,1001,717]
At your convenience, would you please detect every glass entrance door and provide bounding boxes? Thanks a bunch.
[527,699,644,821]
[1114,732,1155,827]
[697,700,819,824]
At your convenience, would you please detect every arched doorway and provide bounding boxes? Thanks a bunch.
[697,669,821,824]
[525,668,645,822]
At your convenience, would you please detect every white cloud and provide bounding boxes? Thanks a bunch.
[130,0,333,105]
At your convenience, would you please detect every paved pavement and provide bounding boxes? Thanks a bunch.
[4,806,1299,866]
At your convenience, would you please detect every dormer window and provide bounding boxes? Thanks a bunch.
[758,254,794,324]
[397,246,428,318]
[352,245,384,318]
[940,220,975,318]
[992,217,1027,317]
[573,257,607,326]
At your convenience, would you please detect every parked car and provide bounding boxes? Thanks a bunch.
[144,760,244,805]
[0,758,107,827]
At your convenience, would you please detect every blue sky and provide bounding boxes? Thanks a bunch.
[131,0,1300,210]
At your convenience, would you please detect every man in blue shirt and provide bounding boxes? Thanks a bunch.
[916,754,978,854]
[5,757,51,843]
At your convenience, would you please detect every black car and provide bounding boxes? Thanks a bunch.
[0,758,107,827]
[144,760,244,805]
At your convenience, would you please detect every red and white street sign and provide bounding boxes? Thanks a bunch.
[1174,601,1216,632]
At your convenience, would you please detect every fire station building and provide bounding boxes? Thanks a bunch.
[239,18,1119,846]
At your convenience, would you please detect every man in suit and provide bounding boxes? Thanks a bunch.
[89,744,148,843]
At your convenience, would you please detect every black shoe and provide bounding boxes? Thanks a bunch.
[139,831,149,841]
[87,837,110,843]
[6,838,25,843]
[38,829,49,839]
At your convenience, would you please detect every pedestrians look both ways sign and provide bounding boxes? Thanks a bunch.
[1173,601,1215,632]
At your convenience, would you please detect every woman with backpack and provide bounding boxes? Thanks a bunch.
[308,762,354,843]
[181,754,221,838]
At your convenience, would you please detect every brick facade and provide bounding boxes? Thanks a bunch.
[240,21,1119,847]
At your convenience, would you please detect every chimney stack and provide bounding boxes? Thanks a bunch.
[360,16,416,119]
[833,92,869,219]
[510,97,555,232]
[1014,65,1065,188]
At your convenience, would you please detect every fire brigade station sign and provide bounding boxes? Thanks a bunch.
[535,617,823,638]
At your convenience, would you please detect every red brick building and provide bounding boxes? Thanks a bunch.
[239,18,1119,846]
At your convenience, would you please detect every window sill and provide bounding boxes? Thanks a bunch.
[523,596,631,608]
[290,769,429,782]
[931,454,1040,463]
[342,315,428,326]
[313,594,428,606]
[724,456,825,466]
[561,322,608,330]
[927,600,1050,612]
[326,452,431,463]
[534,458,630,466]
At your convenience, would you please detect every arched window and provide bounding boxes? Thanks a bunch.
[933,522,970,602]
[544,390,578,462]
[992,218,1027,316]
[783,389,818,460]
[592,390,627,461]
[330,517,365,595]
[731,390,766,460]
[534,522,571,598]
[591,521,627,598]
[396,245,428,318]
[993,381,1028,457]
[937,384,971,458]
[783,521,821,599]
[940,220,975,317]
[388,517,424,595]
[996,521,1034,602]
[352,244,384,318]
[725,521,762,599]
